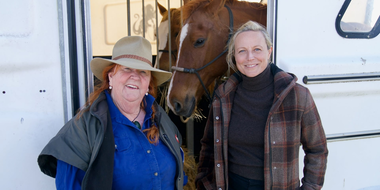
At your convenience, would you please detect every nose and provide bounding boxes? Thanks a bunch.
[248,51,255,61]
[129,69,141,78]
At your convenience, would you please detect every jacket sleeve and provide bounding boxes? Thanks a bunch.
[37,116,92,177]
[195,107,216,190]
[300,88,328,190]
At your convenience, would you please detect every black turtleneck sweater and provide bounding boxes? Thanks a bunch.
[228,65,274,180]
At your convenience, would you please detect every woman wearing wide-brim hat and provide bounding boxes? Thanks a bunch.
[38,36,186,190]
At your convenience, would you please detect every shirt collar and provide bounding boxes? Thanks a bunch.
[104,90,155,126]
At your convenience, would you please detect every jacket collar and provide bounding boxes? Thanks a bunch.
[215,63,297,100]
[89,92,109,123]
[214,72,241,99]
[270,63,298,99]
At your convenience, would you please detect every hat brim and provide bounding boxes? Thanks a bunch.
[90,57,172,86]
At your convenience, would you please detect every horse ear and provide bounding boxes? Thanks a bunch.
[206,0,226,15]
[157,2,167,16]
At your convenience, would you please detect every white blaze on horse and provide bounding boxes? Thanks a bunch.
[167,0,267,117]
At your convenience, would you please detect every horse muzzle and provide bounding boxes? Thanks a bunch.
[171,96,196,117]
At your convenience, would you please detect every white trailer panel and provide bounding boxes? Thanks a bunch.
[0,0,72,189]
[273,0,380,189]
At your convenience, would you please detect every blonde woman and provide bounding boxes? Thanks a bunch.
[196,21,328,190]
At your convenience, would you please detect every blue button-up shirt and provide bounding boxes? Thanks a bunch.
[55,92,177,190]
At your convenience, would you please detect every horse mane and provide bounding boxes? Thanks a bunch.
[182,0,211,23]
[182,0,266,23]
[161,8,180,21]
[170,8,183,27]
[227,0,267,10]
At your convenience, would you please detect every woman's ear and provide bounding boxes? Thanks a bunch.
[108,72,113,86]
[268,46,273,59]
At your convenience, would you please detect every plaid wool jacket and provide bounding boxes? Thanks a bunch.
[196,64,328,190]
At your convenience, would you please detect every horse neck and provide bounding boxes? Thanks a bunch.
[228,3,267,26]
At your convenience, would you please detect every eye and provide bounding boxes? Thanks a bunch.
[254,48,262,52]
[238,49,246,53]
[194,38,206,48]
[139,70,150,76]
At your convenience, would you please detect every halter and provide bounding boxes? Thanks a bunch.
[158,49,177,61]
[171,5,234,104]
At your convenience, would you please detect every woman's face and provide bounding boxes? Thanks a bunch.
[108,65,151,105]
[234,31,272,77]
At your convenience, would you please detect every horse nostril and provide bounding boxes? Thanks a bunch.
[174,101,183,113]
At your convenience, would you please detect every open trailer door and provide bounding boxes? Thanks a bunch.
[0,0,92,189]
[272,0,380,189]
[0,1,69,188]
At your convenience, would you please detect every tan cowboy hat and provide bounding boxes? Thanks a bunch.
[90,36,172,86]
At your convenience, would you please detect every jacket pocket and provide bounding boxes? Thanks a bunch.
[114,138,131,152]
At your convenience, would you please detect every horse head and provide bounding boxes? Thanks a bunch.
[155,3,183,72]
[167,0,267,117]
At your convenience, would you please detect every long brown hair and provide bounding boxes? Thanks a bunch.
[77,63,160,144]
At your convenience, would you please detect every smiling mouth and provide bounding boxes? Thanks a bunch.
[245,64,257,68]
[127,84,138,89]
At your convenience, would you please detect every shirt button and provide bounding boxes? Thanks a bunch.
[274,167,277,169]
[217,164,220,167]
[115,144,117,149]
[154,172,158,176]
[147,150,151,154]
[216,116,220,120]
[218,188,222,190]
[273,141,276,144]
[216,139,220,143]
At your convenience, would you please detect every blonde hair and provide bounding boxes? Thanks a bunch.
[226,20,272,72]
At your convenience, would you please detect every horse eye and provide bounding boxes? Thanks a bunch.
[194,38,206,48]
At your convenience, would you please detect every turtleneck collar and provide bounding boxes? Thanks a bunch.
[240,64,274,91]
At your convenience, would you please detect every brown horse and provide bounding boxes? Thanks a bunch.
[155,1,210,122]
[155,3,183,72]
[167,0,267,117]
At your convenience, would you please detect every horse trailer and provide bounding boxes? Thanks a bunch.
[0,0,379,189]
